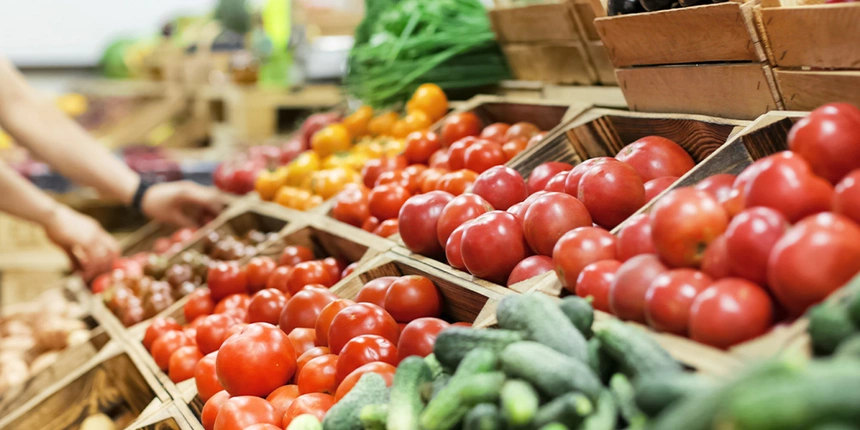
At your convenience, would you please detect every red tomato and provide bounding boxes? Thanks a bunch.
[504,122,540,141]
[368,184,412,221]
[374,219,399,237]
[197,313,239,355]
[689,278,774,349]
[694,173,736,203]
[480,123,511,142]
[214,396,281,430]
[216,323,297,397]
[336,334,398,383]
[362,216,381,233]
[543,171,570,193]
[441,112,483,147]
[321,257,346,284]
[615,213,657,262]
[288,328,318,356]
[743,151,835,223]
[266,385,300,418]
[768,212,860,314]
[185,288,216,322]
[527,132,547,148]
[90,273,112,294]
[245,423,280,430]
[287,261,336,294]
[578,158,646,229]
[528,162,574,195]
[296,347,332,378]
[645,269,712,335]
[701,234,731,279]
[397,318,449,361]
[507,255,554,287]
[472,166,527,211]
[428,150,449,170]
[502,139,528,161]
[724,207,788,286]
[280,245,316,267]
[615,136,695,182]
[298,354,339,394]
[446,137,477,171]
[445,222,469,270]
[342,262,359,279]
[523,192,593,256]
[552,227,617,293]
[464,140,506,173]
[563,158,611,198]
[248,289,288,325]
[265,266,293,295]
[143,317,181,351]
[332,185,372,228]
[404,165,428,193]
[575,260,622,313]
[112,258,143,278]
[315,299,355,346]
[208,262,249,301]
[201,390,229,430]
[246,257,276,293]
[282,393,335,427]
[835,169,860,224]
[362,156,408,188]
[152,330,193,371]
[334,362,396,401]
[404,131,442,165]
[384,276,442,322]
[609,254,668,323]
[169,345,203,383]
[375,170,410,188]
[214,294,251,322]
[279,287,338,333]
[511,191,548,225]
[356,277,397,307]
[328,303,400,354]
[439,169,478,196]
[399,191,455,257]
[460,211,531,284]
[436,194,493,247]
[195,351,224,402]
[644,176,678,201]
[787,102,860,184]
[650,188,729,268]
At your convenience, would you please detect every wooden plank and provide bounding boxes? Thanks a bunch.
[489,1,583,43]
[616,63,781,120]
[573,0,601,41]
[430,95,577,136]
[502,42,599,85]
[541,85,627,109]
[775,69,860,111]
[595,3,760,67]
[585,41,617,85]
[761,3,860,68]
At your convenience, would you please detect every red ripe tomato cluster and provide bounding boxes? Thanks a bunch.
[569,103,860,350]
[395,132,696,287]
[143,246,454,429]
[331,112,547,239]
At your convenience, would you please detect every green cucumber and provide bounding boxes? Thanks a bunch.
[500,341,603,400]
[454,347,499,377]
[463,403,504,430]
[634,372,713,417]
[581,390,618,430]
[834,334,860,360]
[595,320,682,379]
[433,327,523,370]
[425,353,445,379]
[496,293,589,362]
[532,392,593,429]
[537,424,569,430]
[808,303,858,355]
[843,277,860,324]
[388,356,432,430]
[322,373,389,430]
[286,414,322,430]
[610,373,647,427]
[559,295,594,337]
[420,372,507,430]
[810,423,860,430]
[587,337,615,384]
[500,379,539,427]
[359,404,387,430]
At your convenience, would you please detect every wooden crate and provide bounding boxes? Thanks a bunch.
[502,42,598,85]
[119,221,177,257]
[126,402,198,430]
[431,95,581,135]
[758,2,860,110]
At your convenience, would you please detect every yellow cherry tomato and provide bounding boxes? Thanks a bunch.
[408,83,448,121]
[342,106,373,138]
[274,186,315,210]
[383,139,407,157]
[311,124,352,158]
[304,195,325,210]
[403,110,433,134]
[286,151,321,186]
[368,112,399,137]
[322,152,355,170]
[254,166,289,201]
[310,168,360,199]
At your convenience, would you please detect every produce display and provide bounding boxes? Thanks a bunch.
[332,113,548,239]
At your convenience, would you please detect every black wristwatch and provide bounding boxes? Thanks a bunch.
[131,180,154,213]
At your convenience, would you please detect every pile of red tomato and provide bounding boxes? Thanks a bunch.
[561,102,860,350]
[395,133,697,287]
[141,245,457,430]
[331,112,547,238]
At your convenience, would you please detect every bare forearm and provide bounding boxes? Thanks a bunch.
[0,58,139,204]
[0,160,61,226]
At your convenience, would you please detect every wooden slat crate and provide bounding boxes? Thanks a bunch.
[594,1,784,119]
[430,95,582,135]
[119,221,178,257]
[126,401,198,430]
[758,2,860,110]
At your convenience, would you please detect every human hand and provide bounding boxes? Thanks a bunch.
[142,181,226,228]
[43,205,119,281]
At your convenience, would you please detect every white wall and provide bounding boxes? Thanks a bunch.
[0,0,214,67]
